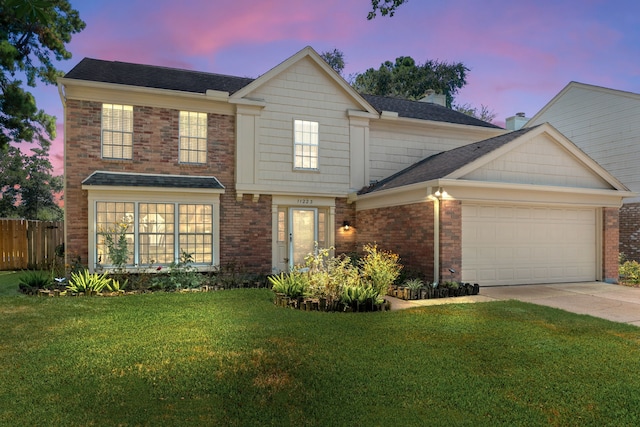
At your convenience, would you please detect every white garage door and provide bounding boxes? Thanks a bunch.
[462,204,597,286]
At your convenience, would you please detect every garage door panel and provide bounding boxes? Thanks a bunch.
[462,204,596,286]
[515,268,532,280]
[497,269,515,281]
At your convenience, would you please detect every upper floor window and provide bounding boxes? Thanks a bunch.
[179,111,207,164]
[294,119,319,170]
[102,104,133,159]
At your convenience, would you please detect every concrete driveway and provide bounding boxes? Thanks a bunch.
[388,282,640,327]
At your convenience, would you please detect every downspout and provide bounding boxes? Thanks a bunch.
[57,81,68,268]
[433,196,440,284]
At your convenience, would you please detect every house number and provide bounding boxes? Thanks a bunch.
[297,199,313,205]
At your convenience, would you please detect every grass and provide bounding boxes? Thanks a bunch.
[0,270,27,296]
[1,289,640,426]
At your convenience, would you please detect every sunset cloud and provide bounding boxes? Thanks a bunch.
[31,0,640,182]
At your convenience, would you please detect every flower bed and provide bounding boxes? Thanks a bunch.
[269,244,402,313]
[389,282,480,300]
[30,280,271,297]
[273,293,391,312]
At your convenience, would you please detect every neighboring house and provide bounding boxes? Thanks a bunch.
[527,82,640,262]
[58,47,631,286]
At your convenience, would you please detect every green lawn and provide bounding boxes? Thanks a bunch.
[0,271,26,296]
[1,289,640,426]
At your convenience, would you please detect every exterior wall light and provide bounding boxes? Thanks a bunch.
[343,221,351,231]
[434,187,448,198]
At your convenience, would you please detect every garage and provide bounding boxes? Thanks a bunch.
[462,203,597,286]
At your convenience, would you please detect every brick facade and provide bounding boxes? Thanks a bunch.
[439,200,462,283]
[220,194,272,273]
[356,202,434,281]
[64,99,272,273]
[334,198,357,255]
[603,207,620,283]
[620,202,640,263]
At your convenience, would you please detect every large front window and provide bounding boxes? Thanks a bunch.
[294,119,319,170]
[96,201,214,267]
[179,111,207,164]
[102,104,133,159]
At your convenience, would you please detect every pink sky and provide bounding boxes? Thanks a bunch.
[31,0,640,176]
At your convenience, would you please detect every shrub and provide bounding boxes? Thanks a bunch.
[404,278,424,290]
[271,243,402,310]
[341,284,380,307]
[67,270,112,293]
[359,243,402,296]
[268,271,308,298]
[304,248,361,303]
[151,251,203,291]
[104,277,126,292]
[18,270,52,293]
[98,222,131,271]
[619,260,640,284]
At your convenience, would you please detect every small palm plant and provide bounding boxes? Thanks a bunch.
[67,270,112,294]
[18,270,52,293]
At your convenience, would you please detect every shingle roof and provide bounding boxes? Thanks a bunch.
[361,94,502,129]
[65,58,255,95]
[64,58,502,129]
[359,126,540,195]
[82,171,224,189]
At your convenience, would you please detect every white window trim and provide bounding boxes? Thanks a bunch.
[101,104,133,160]
[86,187,221,273]
[179,111,208,165]
[293,119,319,171]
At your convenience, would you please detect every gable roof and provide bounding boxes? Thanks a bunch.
[229,46,379,115]
[527,81,640,127]
[64,58,254,95]
[82,171,224,189]
[362,94,501,129]
[62,48,501,129]
[359,126,538,195]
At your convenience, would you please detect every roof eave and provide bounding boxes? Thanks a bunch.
[376,114,506,133]
[57,77,230,101]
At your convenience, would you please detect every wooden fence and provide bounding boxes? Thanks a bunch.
[0,219,64,270]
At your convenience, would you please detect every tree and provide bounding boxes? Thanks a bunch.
[320,49,345,75]
[1,0,83,219]
[368,0,408,19]
[352,56,468,107]
[0,142,63,220]
[0,0,85,150]
[453,103,497,123]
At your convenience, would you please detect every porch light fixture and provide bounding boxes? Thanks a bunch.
[434,187,448,198]
[343,221,351,231]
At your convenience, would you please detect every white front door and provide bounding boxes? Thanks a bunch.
[289,208,317,268]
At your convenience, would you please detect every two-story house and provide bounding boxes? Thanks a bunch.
[526,82,640,262]
[58,47,631,286]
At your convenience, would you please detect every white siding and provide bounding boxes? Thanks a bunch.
[463,133,611,189]
[529,85,640,201]
[369,121,501,182]
[245,57,360,193]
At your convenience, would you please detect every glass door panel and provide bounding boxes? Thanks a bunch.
[290,208,317,268]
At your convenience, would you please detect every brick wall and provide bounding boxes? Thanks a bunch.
[220,194,272,273]
[620,202,640,263]
[439,199,462,283]
[603,207,620,283]
[334,198,357,255]
[64,99,271,272]
[356,202,434,281]
[65,99,100,265]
